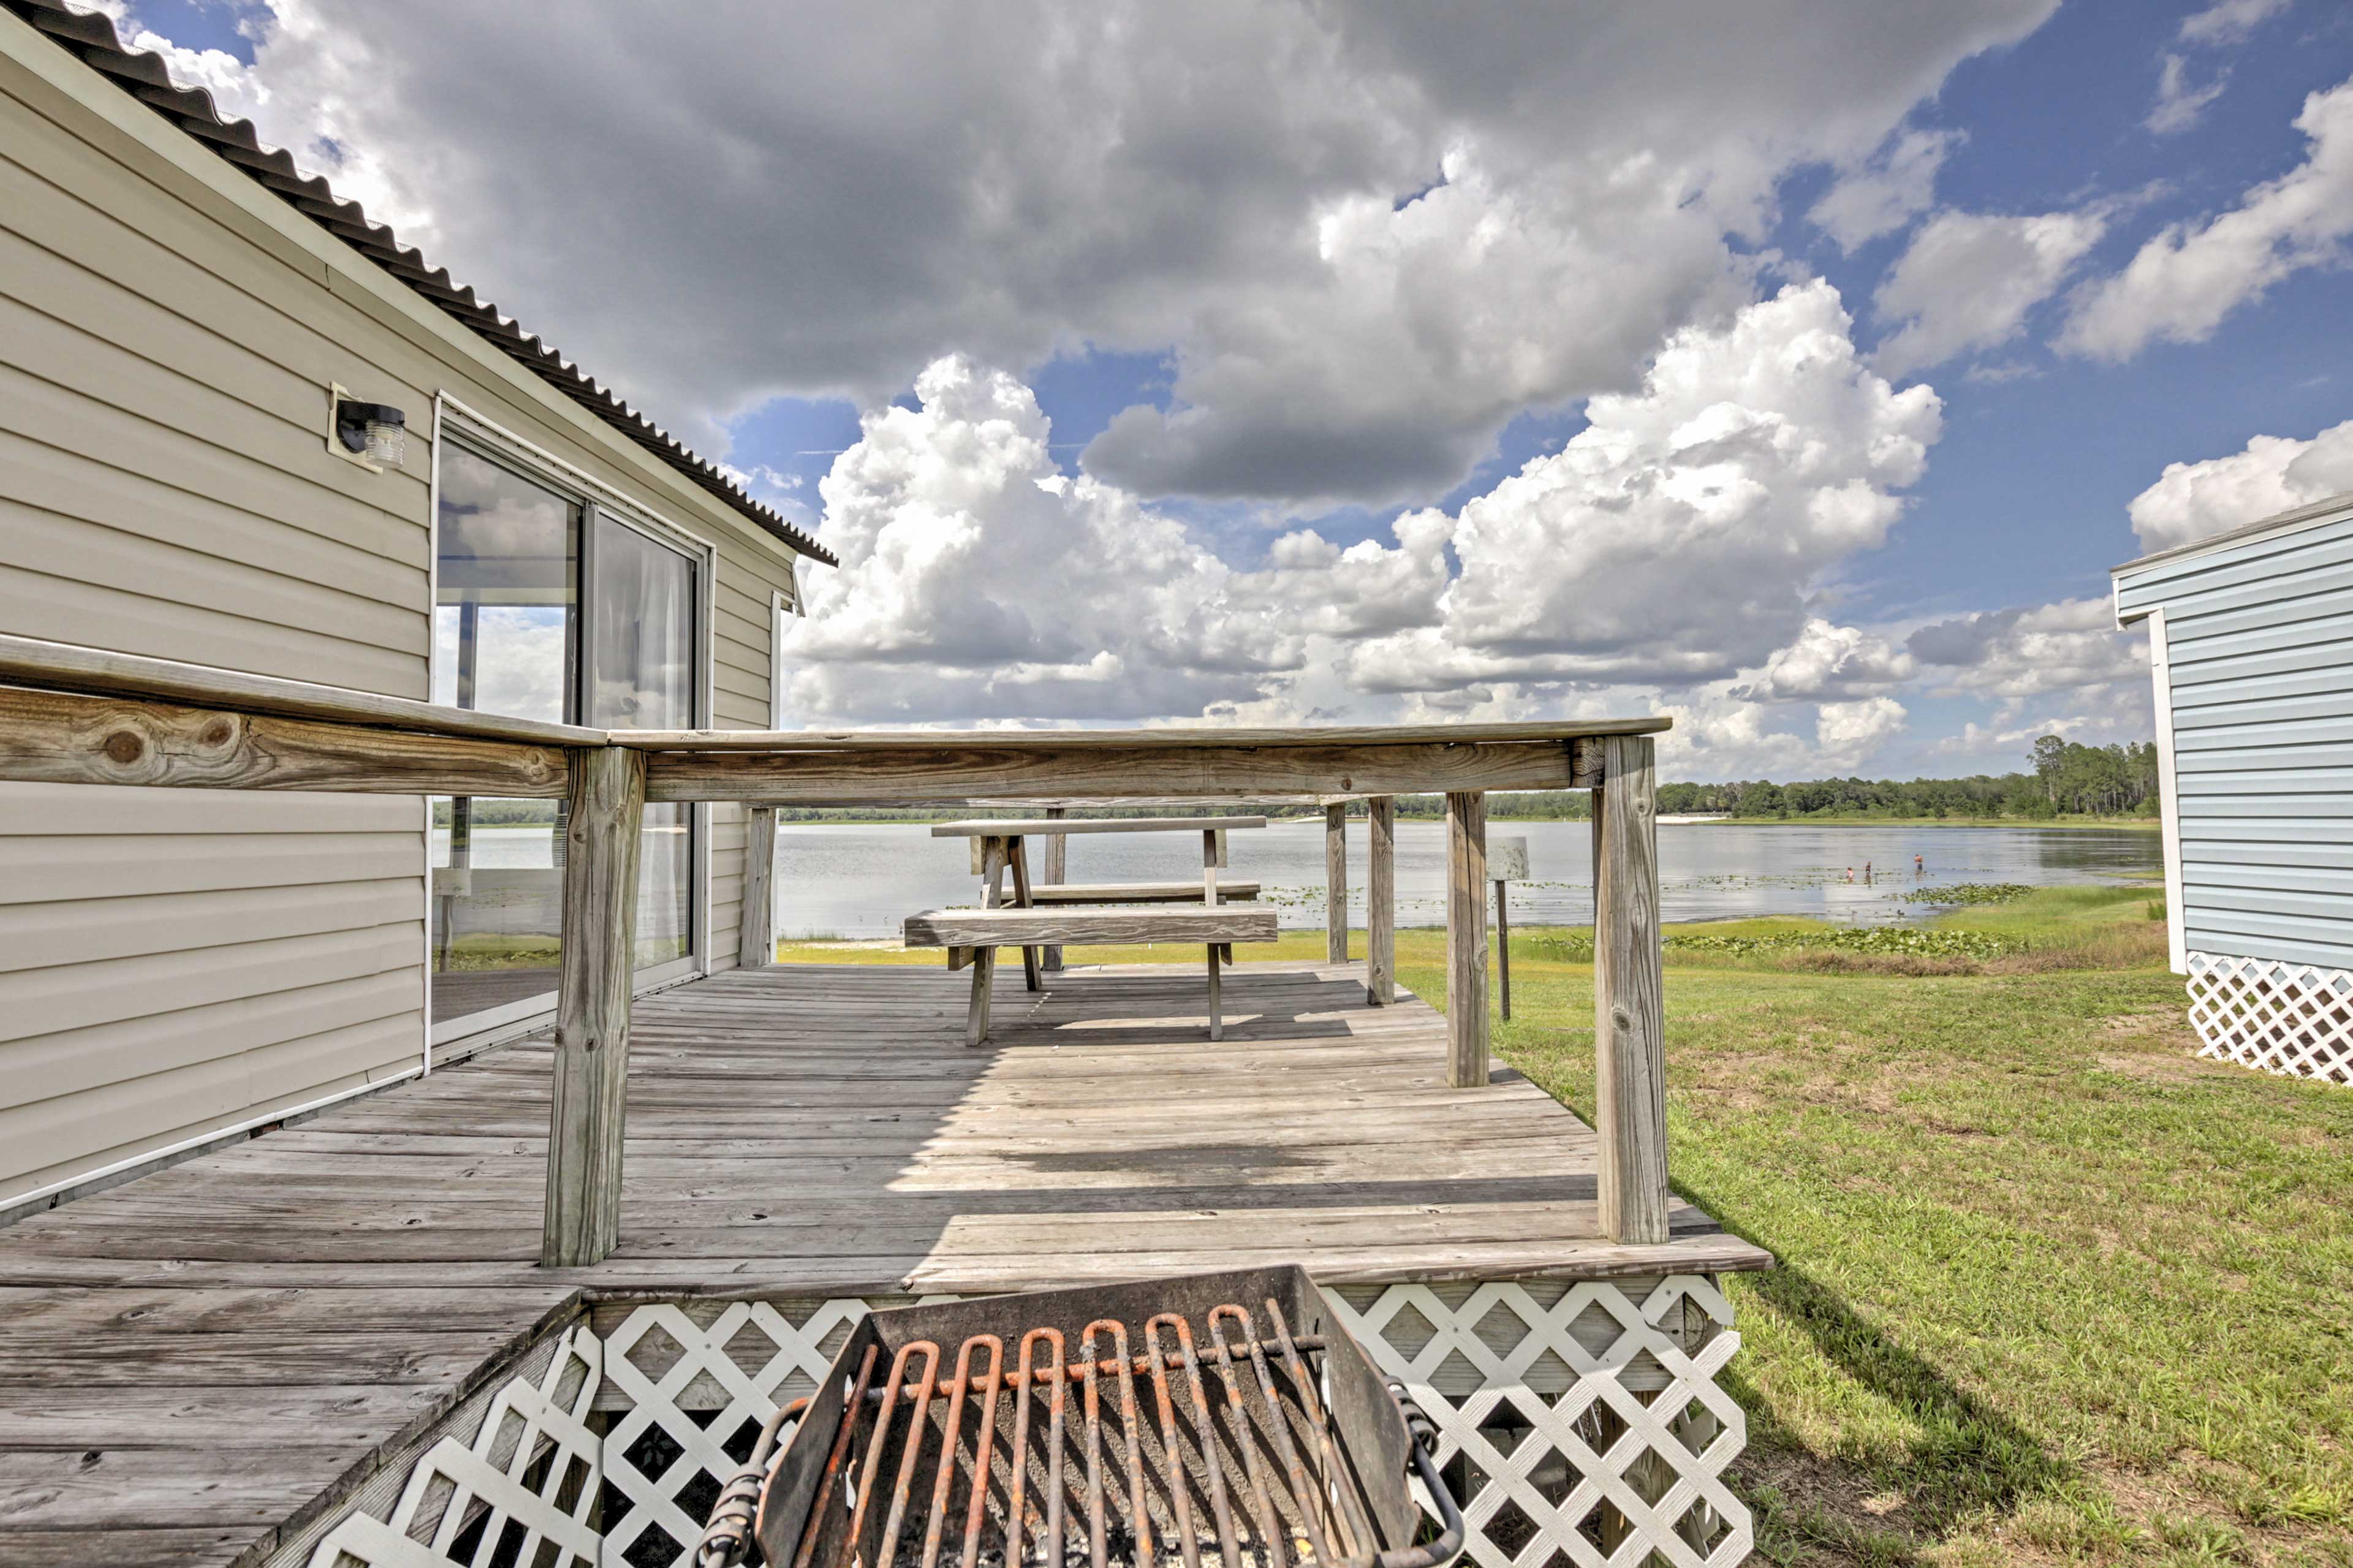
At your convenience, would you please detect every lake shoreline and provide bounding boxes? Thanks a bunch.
[1667,814,2161,830]
[767,814,2164,830]
[759,818,2161,938]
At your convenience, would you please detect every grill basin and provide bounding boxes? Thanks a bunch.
[697,1267,1462,1568]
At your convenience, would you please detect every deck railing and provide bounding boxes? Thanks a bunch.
[0,632,1672,1265]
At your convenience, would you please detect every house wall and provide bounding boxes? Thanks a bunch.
[2116,500,2353,972]
[0,22,797,1209]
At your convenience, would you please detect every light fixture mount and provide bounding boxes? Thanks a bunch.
[332,395,407,468]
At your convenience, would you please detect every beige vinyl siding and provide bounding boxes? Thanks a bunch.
[0,36,800,1202]
[0,787,427,1198]
[707,548,795,968]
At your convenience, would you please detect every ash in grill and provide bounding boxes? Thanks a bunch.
[697,1268,1463,1568]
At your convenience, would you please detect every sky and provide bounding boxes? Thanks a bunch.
[108,0,2353,780]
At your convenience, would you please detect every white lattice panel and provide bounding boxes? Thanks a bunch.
[2186,951,2353,1085]
[599,1298,875,1568]
[305,1278,1748,1568]
[303,1327,604,1568]
[1329,1278,1750,1568]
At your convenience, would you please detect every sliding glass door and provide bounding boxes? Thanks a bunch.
[429,440,704,1035]
[590,511,696,972]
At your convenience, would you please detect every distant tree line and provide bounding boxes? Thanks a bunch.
[1652,737,2158,820]
[1389,792,1591,820]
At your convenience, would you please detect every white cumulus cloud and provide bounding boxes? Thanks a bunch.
[1906,596,2144,703]
[1649,690,1905,778]
[781,284,1951,763]
[778,357,1468,724]
[1873,208,2107,376]
[1809,128,1962,251]
[1816,697,1910,767]
[2065,75,2353,361]
[1349,281,1941,691]
[2177,0,2292,46]
[2147,54,2229,135]
[1738,618,1918,700]
[132,0,2049,502]
[2126,417,2353,551]
[2146,0,2291,136]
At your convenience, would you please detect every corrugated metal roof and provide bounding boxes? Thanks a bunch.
[4,0,837,566]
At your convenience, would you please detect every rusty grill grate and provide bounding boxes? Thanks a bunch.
[698,1272,1461,1568]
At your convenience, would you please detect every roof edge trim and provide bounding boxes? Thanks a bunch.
[2112,488,2353,581]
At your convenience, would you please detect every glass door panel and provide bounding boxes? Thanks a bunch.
[432,445,578,721]
[589,511,699,974]
[429,797,566,1025]
[430,447,578,1028]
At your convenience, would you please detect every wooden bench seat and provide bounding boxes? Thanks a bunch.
[904,904,1278,1043]
[1026,880,1260,903]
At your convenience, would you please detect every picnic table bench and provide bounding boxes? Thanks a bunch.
[905,816,1277,1043]
[1026,880,1260,902]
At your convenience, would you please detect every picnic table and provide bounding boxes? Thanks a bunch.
[904,816,1278,1043]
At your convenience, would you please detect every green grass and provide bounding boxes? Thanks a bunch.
[1692,816,2162,831]
[775,887,2353,1565]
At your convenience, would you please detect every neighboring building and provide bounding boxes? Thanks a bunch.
[0,0,835,1216]
[2113,488,2353,1087]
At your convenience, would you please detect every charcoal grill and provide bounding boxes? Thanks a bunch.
[695,1267,1464,1568]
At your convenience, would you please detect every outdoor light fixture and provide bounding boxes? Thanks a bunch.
[334,398,407,467]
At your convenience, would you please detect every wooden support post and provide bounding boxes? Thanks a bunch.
[1206,945,1223,1041]
[738,805,776,968]
[1009,837,1043,991]
[966,947,997,1046]
[1042,806,1067,973]
[1324,803,1348,963]
[1488,836,1527,1024]
[970,835,1008,1042]
[1495,879,1512,1021]
[542,745,646,1268]
[979,836,1007,906]
[1202,829,1220,903]
[1445,791,1489,1088]
[1594,733,1669,1244]
[1365,797,1395,1005]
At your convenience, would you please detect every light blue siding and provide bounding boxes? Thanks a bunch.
[2119,501,2353,969]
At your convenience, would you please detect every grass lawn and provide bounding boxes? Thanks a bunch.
[1681,817,2162,830]
[775,886,2352,1566]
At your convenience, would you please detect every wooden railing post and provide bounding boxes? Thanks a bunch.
[542,744,646,1268]
[1593,734,1669,1243]
[738,805,776,968]
[1445,791,1489,1087]
[1324,803,1349,964]
[1365,797,1395,1005]
[1042,806,1067,973]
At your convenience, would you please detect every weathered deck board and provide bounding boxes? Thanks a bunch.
[0,960,1766,1567]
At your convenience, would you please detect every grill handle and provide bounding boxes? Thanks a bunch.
[695,1396,806,1568]
[1373,1383,1467,1568]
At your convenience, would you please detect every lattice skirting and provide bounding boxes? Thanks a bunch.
[299,1326,604,1568]
[2186,951,2353,1086]
[299,1278,1749,1568]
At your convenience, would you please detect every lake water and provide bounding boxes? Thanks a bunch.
[759,819,2161,939]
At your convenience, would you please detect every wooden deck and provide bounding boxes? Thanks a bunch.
[0,960,1767,1567]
